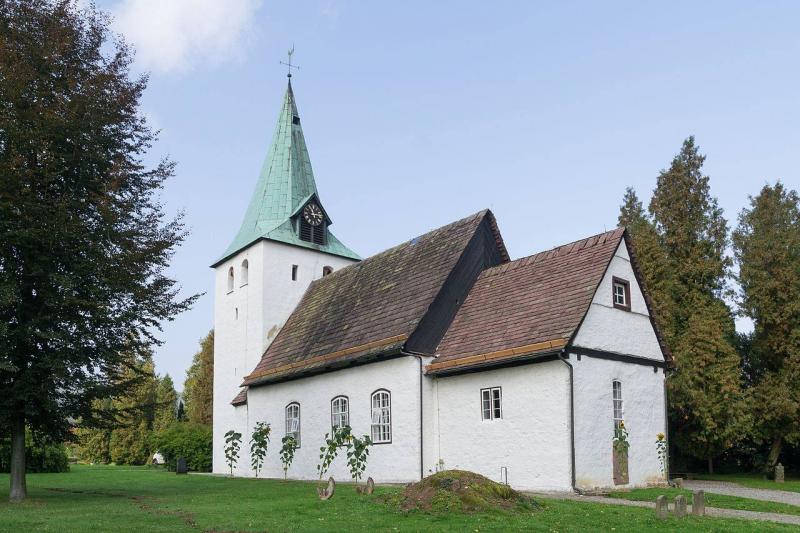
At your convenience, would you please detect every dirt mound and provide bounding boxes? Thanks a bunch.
[384,470,540,515]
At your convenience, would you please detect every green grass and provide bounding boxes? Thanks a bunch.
[694,473,800,493]
[608,487,800,516]
[0,465,793,532]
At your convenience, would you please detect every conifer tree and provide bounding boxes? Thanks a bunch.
[109,352,158,465]
[0,1,196,500]
[184,331,214,426]
[733,182,800,469]
[621,138,744,471]
[618,188,677,341]
[154,375,178,433]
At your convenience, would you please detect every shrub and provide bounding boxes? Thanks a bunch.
[0,430,69,473]
[153,422,212,472]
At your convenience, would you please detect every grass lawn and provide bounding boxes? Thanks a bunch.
[608,487,800,516]
[0,465,794,532]
[695,473,800,493]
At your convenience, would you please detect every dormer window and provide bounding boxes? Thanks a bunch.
[299,202,326,245]
[612,277,631,311]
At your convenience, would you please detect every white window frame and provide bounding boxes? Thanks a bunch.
[370,390,391,444]
[613,282,626,306]
[612,380,623,429]
[481,387,502,421]
[331,396,349,431]
[285,402,301,447]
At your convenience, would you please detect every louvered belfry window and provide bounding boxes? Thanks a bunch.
[299,217,325,245]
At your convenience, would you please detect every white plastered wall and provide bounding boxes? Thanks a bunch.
[572,241,663,360]
[431,361,573,491]
[571,239,667,489]
[241,356,423,483]
[212,240,357,474]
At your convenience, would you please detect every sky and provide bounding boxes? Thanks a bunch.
[95,0,800,389]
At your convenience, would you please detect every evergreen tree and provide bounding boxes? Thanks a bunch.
[184,331,214,426]
[0,1,196,500]
[109,352,158,465]
[154,375,178,433]
[618,187,678,342]
[621,137,744,471]
[733,182,800,469]
[74,399,113,464]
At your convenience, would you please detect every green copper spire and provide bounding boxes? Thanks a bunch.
[214,81,360,265]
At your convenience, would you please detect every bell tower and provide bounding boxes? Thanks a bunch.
[210,76,359,474]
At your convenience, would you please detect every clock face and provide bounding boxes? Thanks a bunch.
[303,203,324,226]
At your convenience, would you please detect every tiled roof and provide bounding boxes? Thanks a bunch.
[243,210,503,386]
[230,388,247,406]
[431,228,626,373]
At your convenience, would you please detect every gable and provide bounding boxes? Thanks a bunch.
[571,239,665,361]
[242,210,508,386]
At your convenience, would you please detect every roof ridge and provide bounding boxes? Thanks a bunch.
[481,227,624,277]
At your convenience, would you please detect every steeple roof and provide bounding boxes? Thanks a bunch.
[213,81,360,266]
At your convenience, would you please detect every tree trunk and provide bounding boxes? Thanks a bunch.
[766,436,783,471]
[707,457,714,475]
[9,411,27,502]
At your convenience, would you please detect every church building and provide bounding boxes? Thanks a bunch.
[211,79,671,492]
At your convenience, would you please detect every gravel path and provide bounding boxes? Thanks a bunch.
[683,479,800,507]
[528,492,800,526]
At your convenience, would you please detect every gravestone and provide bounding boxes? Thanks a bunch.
[674,495,687,518]
[655,495,668,519]
[776,463,785,483]
[317,477,336,500]
[176,456,187,474]
[692,490,705,516]
[672,477,684,488]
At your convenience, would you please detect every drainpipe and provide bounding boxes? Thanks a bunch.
[558,349,577,492]
[401,349,426,481]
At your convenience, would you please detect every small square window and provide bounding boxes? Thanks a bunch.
[612,277,631,311]
[481,387,502,420]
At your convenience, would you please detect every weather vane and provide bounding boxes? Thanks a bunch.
[280,46,300,78]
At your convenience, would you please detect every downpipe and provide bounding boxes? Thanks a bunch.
[401,349,426,481]
[558,349,577,493]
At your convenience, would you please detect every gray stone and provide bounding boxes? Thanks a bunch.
[776,463,785,483]
[672,477,684,488]
[176,456,187,474]
[655,495,669,519]
[674,495,687,518]
[317,476,336,500]
[692,490,705,516]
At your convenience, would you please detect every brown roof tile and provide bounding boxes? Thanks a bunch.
[243,210,503,386]
[231,388,247,406]
[432,228,626,371]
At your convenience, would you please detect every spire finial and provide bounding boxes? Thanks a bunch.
[280,45,300,78]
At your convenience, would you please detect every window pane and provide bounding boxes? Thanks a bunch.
[492,388,502,419]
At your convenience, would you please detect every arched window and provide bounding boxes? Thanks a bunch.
[227,267,234,293]
[286,403,300,446]
[331,396,349,431]
[612,380,623,429]
[370,390,391,444]
[240,259,249,286]
[322,266,333,277]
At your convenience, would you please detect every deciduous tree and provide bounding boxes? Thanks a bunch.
[0,0,196,501]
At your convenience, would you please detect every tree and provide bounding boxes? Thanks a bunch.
[622,137,744,471]
[0,1,196,501]
[154,375,178,433]
[733,182,800,469]
[109,351,158,465]
[618,187,678,342]
[184,331,214,426]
